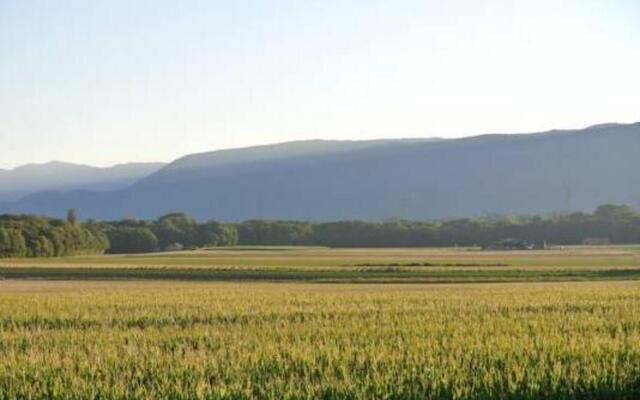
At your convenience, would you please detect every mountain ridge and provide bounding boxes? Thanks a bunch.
[1,122,639,221]
[0,161,166,202]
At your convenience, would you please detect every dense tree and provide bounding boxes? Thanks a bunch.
[0,227,27,257]
[198,222,238,247]
[0,214,108,258]
[152,213,199,249]
[237,220,312,245]
[67,208,79,226]
[103,214,238,252]
[106,227,159,254]
[235,204,640,248]
[2,204,639,257]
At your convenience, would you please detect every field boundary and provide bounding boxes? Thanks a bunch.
[3,266,640,284]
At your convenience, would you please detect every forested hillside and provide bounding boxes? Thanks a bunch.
[2,123,639,221]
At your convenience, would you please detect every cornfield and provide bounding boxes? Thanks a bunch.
[1,281,640,399]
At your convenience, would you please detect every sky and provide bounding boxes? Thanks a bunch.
[1,0,639,169]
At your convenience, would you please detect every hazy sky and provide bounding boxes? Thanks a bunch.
[1,0,639,168]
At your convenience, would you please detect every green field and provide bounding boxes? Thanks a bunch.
[2,246,640,399]
[2,245,640,283]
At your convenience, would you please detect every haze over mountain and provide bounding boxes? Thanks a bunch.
[1,123,639,221]
[0,162,165,202]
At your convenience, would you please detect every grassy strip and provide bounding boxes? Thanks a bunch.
[3,266,640,283]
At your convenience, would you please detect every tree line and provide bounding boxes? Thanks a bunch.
[0,210,108,257]
[236,204,640,248]
[1,204,639,257]
[94,212,238,254]
[0,211,238,257]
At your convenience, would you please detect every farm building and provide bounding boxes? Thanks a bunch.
[485,238,535,250]
[582,237,610,246]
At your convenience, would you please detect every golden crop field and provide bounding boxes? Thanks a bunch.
[2,279,640,399]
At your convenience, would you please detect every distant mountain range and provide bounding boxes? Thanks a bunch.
[0,162,165,202]
[1,122,639,221]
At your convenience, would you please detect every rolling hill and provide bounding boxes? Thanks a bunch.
[0,162,165,202]
[1,123,639,220]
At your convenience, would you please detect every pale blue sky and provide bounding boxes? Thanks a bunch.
[1,0,639,168]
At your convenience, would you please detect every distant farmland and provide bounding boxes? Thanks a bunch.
[2,245,640,283]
